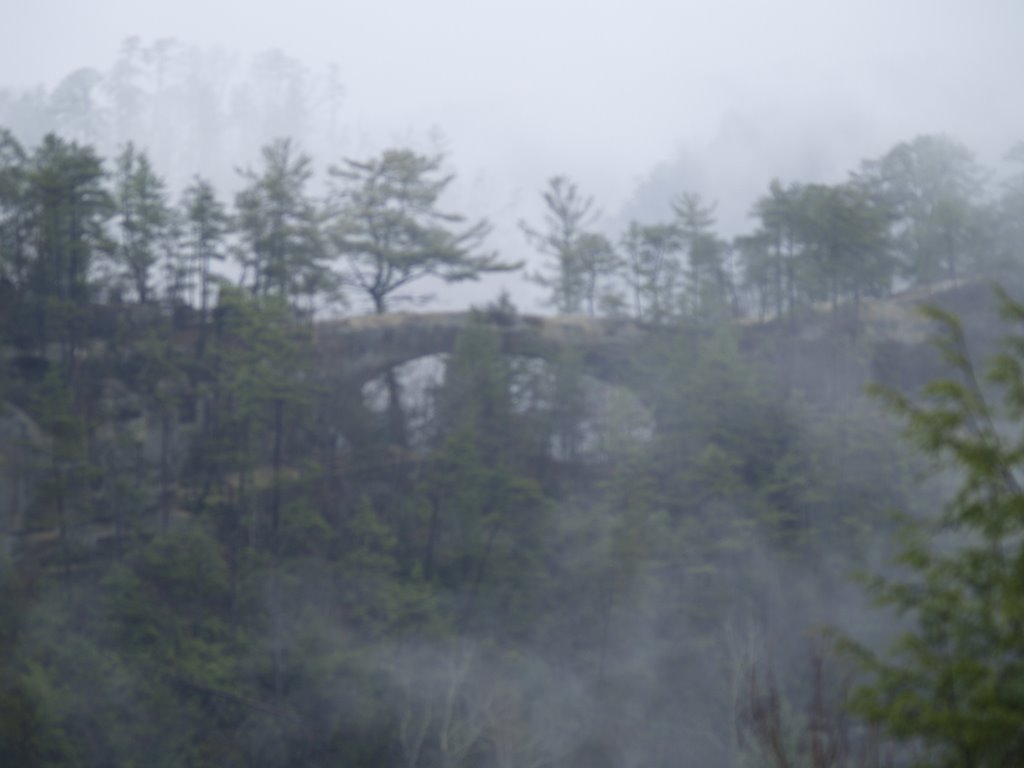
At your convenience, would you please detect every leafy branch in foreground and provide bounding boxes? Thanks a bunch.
[846,288,1024,767]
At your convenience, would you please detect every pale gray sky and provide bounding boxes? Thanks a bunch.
[3,0,1023,309]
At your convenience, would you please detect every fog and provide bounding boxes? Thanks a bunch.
[6,5,1024,764]
[4,0,1022,310]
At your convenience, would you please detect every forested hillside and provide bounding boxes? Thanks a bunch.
[2,121,1024,767]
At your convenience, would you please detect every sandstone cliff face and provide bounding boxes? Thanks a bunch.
[0,282,1009,552]
[0,402,49,553]
[0,378,194,553]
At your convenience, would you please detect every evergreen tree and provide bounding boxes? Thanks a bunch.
[181,176,230,338]
[106,37,147,149]
[113,141,169,303]
[575,231,622,317]
[735,230,776,321]
[0,129,29,342]
[673,192,732,320]
[796,182,894,317]
[328,148,513,451]
[743,180,804,321]
[329,148,511,314]
[855,135,985,286]
[0,129,28,283]
[521,175,601,315]
[32,368,91,579]
[23,134,112,363]
[48,68,106,146]
[619,221,683,322]
[848,293,1024,766]
[235,138,329,306]
[420,319,548,633]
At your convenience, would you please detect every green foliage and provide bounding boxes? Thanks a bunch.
[181,175,230,324]
[0,129,29,317]
[106,527,231,665]
[419,320,549,635]
[329,148,513,314]
[855,134,985,285]
[21,134,113,356]
[849,291,1024,766]
[235,138,330,304]
[0,122,1015,766]
[113,142,170,303]
[673,191,733,321]
[620,220,684,322]
[739,178,894,322]
[647,330,814,540]
[522,175,620,315]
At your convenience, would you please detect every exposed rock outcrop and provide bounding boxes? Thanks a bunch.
[314,311,650,388]
[0,402,49,553]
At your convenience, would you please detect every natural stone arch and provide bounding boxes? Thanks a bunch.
[312,310,651,392]
[312,310,661,457]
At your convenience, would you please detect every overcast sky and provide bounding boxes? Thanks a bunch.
[3,0,1023,309]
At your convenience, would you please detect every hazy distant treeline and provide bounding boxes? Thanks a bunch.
[2,41,1024,768]
[3,38,1024,323]
[2,118,1023,332]
[0,36,346,192]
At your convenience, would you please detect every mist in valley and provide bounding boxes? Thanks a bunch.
[2,2,1024,766]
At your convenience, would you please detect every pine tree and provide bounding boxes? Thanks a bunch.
[0,129,28,286]
[235,138,329,306]
[0,129,29,344]
[23,134,113,365]
[673,192,732,320]
[619,221,683,322]
[521,175,600,315]
[329,148,511,314]
[796,183,893,318]
[745,180,804,321]
[113,142,169,303]
[181,176,229,346]
[420,319,547,632]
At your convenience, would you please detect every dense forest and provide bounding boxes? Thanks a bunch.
[3,51,1024,766]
